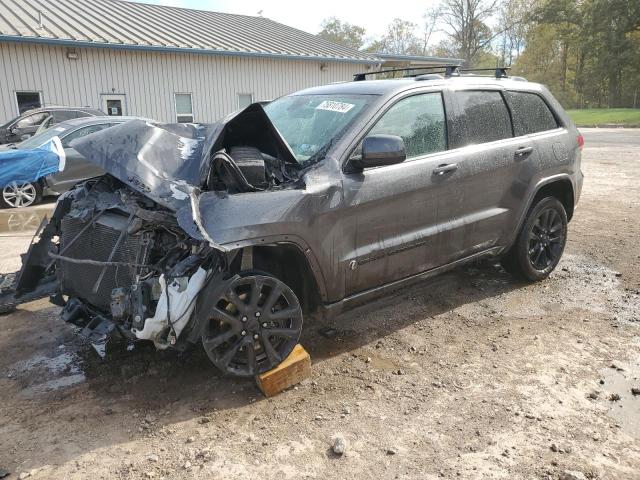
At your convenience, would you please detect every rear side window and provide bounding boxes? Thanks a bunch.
[53,110,80,122]
[368,92,446,159]
[62,124,111,148]
[506,91,558,135]
[450,90,512,148]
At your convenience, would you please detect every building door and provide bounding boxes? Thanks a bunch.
[100,94,126,116]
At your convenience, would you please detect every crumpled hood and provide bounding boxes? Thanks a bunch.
[72,121,217,210]
[71,103,297,211]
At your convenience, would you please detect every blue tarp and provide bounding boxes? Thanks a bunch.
[0,137,65,188]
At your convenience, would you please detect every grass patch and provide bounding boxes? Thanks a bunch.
[567,108,640,127]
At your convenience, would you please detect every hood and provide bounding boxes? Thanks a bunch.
[71,121,216,210]
[71,103,297,211]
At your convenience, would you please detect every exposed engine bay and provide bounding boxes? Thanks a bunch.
[2,104,307,376]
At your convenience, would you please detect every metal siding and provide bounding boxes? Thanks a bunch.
[0,42,367,123]
[0,0,379,63]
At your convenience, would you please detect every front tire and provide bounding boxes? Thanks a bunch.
[501,197,568,281]
[200,272,303,377]
[1,181,42,208]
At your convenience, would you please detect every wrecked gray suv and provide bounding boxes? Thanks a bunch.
[3,67,584,377]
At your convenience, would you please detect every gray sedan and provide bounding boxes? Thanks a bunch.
[0,116,143,208]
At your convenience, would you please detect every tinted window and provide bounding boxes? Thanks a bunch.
[506,91,558,135]
[53,110,80,122]
[62,124,111,148]
[451,91,512,148]
[368,93,446,159]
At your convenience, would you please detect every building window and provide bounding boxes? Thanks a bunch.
[237,93,253,110]
[15,91,42,114]
[175,93,194,123]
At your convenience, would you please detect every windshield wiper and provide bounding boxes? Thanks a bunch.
[304,138,335,166]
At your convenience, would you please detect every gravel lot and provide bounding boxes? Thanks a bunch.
[0,129,638,480]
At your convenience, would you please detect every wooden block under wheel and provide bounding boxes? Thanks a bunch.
[255,344,311,397]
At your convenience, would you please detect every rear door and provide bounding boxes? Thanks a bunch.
[502,90,563,232]
[46,124,109,193]
[341,91,454,295]
[436,88,532,263]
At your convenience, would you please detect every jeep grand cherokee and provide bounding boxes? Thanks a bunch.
[3,67,583,377]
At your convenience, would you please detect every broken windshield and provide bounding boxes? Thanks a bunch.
[264,94,372,165]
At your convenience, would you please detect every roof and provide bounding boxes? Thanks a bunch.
[24,106,103,114]
[0,0,379,64]
[58,115,146,127]
[294,75,540,97]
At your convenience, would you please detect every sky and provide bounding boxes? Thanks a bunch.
[139,0,439,41]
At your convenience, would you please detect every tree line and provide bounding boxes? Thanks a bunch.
[318,0,640,108]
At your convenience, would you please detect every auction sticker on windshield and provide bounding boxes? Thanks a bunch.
[316,100,355,113]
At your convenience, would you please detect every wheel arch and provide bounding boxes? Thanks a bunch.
[224,236,328,312]
[530,176,575,221]
[504,174,575,253]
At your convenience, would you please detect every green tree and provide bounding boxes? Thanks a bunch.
[318,17,367,51]
[521,0,640,108]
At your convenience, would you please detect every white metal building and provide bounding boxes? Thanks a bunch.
[0,0,384,124]
[0,0,460,125]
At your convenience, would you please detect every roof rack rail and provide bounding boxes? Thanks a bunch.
[353,65,511,81]
[353,64,461,81]
[457,67,511,78]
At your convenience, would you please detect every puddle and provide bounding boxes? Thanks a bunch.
[601,355,640,438]
[0,209,49,235]
[9,349,86,397]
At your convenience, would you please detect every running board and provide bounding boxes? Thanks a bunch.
[323,247,503,318]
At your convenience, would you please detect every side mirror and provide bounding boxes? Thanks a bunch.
[350,134,406,170]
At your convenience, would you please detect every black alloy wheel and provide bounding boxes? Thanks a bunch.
[501,196,568,281]
[528,206,565,270]
[201,273,303,377]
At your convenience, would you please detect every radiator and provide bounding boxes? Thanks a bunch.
[59,213,149,311]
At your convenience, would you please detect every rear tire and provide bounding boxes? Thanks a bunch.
[1,181,42,208]
[501,197,568,282]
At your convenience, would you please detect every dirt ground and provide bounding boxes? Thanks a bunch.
[0,129,638,480]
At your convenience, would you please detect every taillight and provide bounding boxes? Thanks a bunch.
[577,133,584,150]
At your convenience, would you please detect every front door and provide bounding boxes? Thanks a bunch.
[100,94,126,116]
[341,91,454,296]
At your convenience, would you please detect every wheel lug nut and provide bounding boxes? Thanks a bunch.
[241,330,246,336]
[262,322,267,328]
[241,316,247,322]
[253,334,259,340]
[255,312,261,317]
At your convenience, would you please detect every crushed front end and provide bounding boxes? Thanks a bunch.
[13,175,223,352]
[1,104,309,376]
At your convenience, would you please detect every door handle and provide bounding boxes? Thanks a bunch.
[433,163,458,176]
[515,146,533,158]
